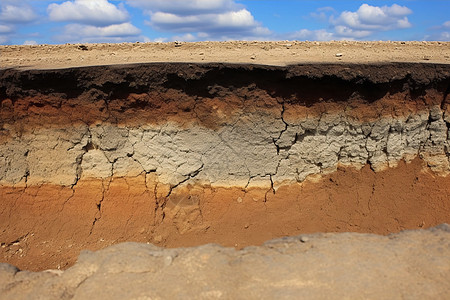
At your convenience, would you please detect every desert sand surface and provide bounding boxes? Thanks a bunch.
[1,41,450,69]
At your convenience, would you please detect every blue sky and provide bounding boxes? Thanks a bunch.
[0,0,449,45]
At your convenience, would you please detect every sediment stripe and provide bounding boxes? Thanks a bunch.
[1,104,449,187]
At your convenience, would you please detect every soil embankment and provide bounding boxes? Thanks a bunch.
[1,60,450,272]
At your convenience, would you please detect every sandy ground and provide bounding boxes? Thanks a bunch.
[1,41,450,69]
[2,225,450,299]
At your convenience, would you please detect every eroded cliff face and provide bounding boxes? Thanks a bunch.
[1,63,450,271]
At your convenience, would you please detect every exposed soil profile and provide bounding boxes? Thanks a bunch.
[1,61,450,272]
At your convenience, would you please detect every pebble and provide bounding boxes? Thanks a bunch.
[335,53,343,57]
[300,236,309,243]
[250,55,256,60]
[164,255,173,266]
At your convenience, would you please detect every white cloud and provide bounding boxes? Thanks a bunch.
[23,40,38,45]
[48,0,129,26]
[47,0,143,43]
[0,4,37,23]
[171,33,198,42]
[0,24,13,34]
[332,4,412,38]
[127,0,238,16]
[149,9,265,34]
[57,22,141,42]
[129,0,270,41]
[310,6,336,22]
[286,3,414,41]
[334,26,371,39]
[439,32,450,41]
[424,20,450,41]
[0,2,38,45]
[66,22,140,37]
[289,29,334,41]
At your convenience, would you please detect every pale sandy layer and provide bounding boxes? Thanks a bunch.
[1,41,450,70]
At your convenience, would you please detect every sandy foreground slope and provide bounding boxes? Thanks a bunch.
[1,41,450,69]
[1,41,450,299]
[1,225,450,300]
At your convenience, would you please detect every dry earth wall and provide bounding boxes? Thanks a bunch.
[1,63,450,271]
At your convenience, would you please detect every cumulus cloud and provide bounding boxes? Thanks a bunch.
[288,29,334,41]
[310,6,336,22]
[280,3,414,42]
[47,0,144,43]
[128,0,270,41]
[0,24,13,34]
[0,1,38,44]
[334,26,371,39]
[23,40,38,45]
[56,22,142,43]
[128,0,238,16]
[64,23,140,37]
[149,9,264,34]
[332,4,412,38]
[48,0,129,26]
[0,3,37,23]
[436,32,450,41]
